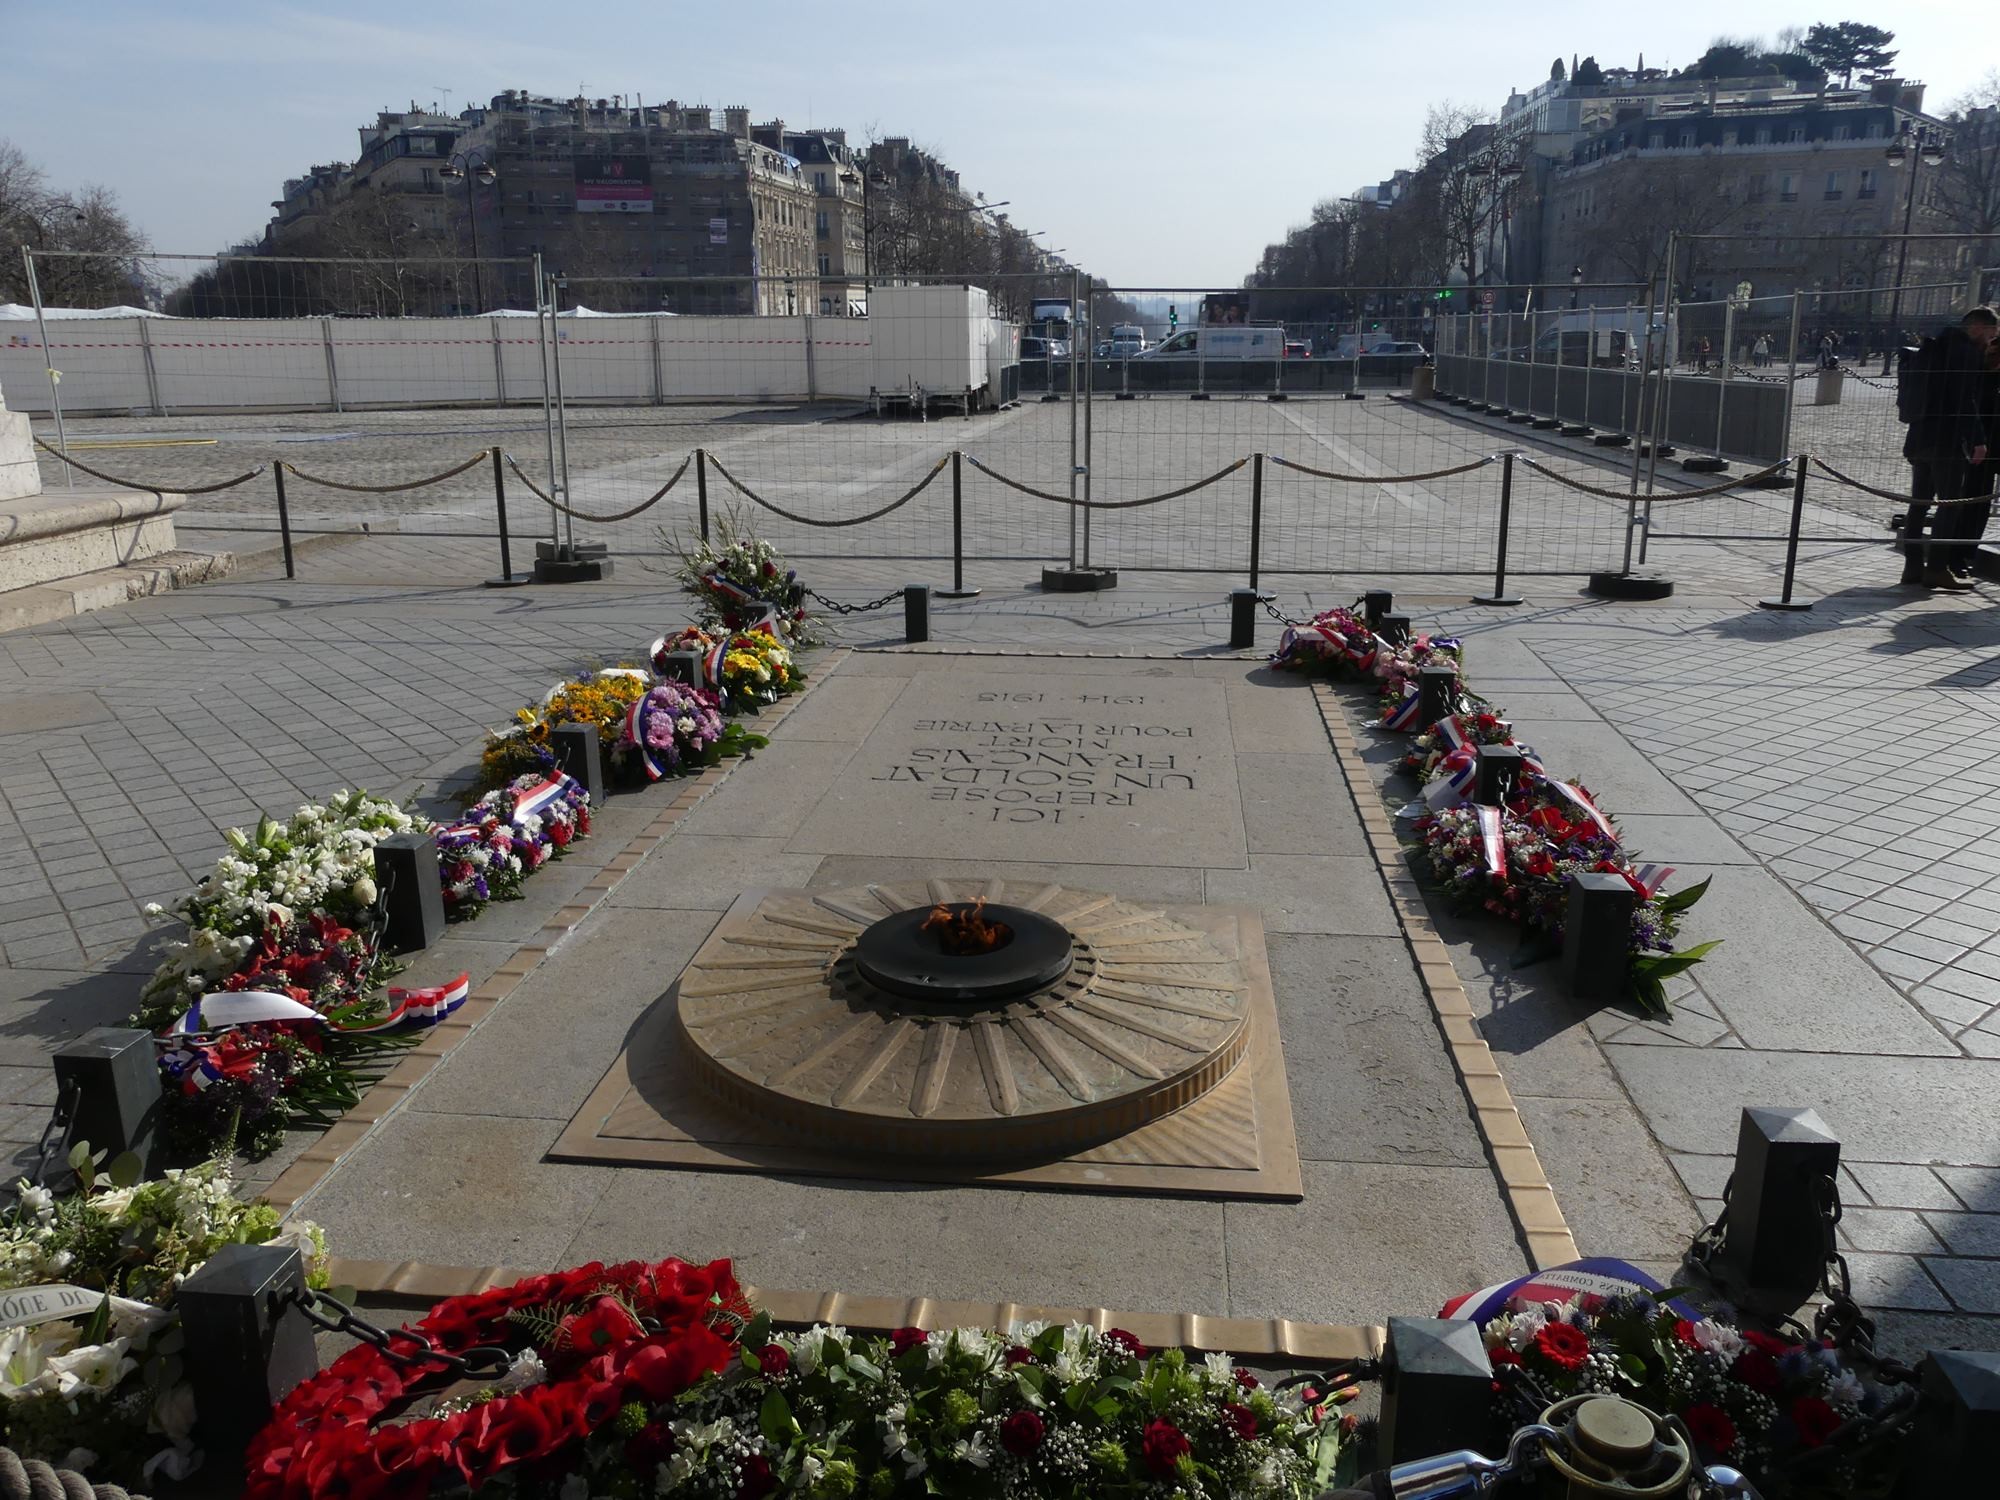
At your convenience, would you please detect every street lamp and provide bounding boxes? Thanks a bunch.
[1881,122,1948,372]
[439,149,498,312]
[1570,265,1584,310]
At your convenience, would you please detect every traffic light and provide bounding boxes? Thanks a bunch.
[1168,304,1178,331]
[1435,289,1454,302]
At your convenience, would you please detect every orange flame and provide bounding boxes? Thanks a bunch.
[920,897,1012,955]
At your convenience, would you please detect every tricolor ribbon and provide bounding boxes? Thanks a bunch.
[164,972,472,1045]
[1382,687,1422,732]
[1424,746,1481,811]
[625,695,671,782]
[1476,805,1507,877]
[1547,779,1618,842]
[1627,863,1674,898]
[167,989,319,1035]
[512,773,575,823]
[339,973,472,1033]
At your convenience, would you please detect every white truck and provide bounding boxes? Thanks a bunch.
[1136,325,1286,360]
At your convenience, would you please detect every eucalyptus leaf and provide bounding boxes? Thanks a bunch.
[106,1150,143,1188]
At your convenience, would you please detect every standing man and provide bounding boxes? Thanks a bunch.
[1902,306,1999,590]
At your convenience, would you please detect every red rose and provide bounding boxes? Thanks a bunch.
[1003,1345,1034,1366]
[1233,1367,1259,1391]
[1791,1396,1841,1449]
[1673,1318,1701,1348]
[1488,1345,1521,1367]
[1731,1350,1782,1395]
[1684,1402,1737,1456]
[1141,1419,1191,1476]
[757,1343,791,1379]
[1102,1327,1148,1359]
[1532,1322,1590,1372]
[762,560,778,578]
[737,1453,776,1499]
[889,1326,928,1358]
[1223,1402,1258,1440]
[1000,1409,1046,1456]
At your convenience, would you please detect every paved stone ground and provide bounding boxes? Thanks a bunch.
[7,389,2000,1353]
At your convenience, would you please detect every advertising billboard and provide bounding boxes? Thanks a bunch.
[575,156,653,214]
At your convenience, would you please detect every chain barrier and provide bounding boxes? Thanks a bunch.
[804,586,905,616]
[706,450,949,528]
[501,451,692,523]
[279,451,489,494]
[1515,454,1790,503]
[1266,452,1496,485]
[961,452,1247,509]
[32,436,266,495]
[25,1076,79,1189]
[285,1286,517,1382]
[1261,596,1309,630]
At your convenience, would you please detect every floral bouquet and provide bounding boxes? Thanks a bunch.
[672,516,820,646]
[1479,1293,1905,1497]
[1402,709,1516,782]
[479,669,652,792]
[716,632,804,713]
[1270,607,1465,729]
[438,771,592,920]
[1,1147,326,1486]
[618,681,768,780]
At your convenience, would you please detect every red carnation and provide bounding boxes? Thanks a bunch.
[757,1343,791,1380]
[1731,1350,1782,1395]
[888,1326,927,1358]
[1673,1318,1701,1348]
[1791,1396,1841,1449]
[1532,1322,1590,1372]
[1684,1402,1737,1456]
[1223,1402,1258,1440]
[737,1453,776,1499]
[1000,1409,1046,1456]
[1102,1327,1148,1359]
[1234,1367,1259,1391]
[1488,1345,1521,1367]
[1003,1345,1035,1366]
[1141,1419,1191,1476]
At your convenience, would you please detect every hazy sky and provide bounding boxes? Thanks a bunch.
[4,0,1986,288]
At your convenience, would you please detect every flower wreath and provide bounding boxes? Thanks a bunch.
[245,1258,746,1500]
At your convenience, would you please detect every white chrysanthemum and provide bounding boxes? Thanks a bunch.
[1692,1319,1743,1363]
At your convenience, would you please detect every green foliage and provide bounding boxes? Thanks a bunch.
[1573,56,1605,85]
[1801,20,1898,86]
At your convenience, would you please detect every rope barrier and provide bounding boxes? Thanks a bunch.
[1267,453,1495,485]
[0,1448,144,1500]
[1808,456,1991,508]
[962,452,1247,508]
[705,449,949,527]
[1515,455,1791,503]
[32,437,265,495]
[501,451,692,522]
[278,450,489,493]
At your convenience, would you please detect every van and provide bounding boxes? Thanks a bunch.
[1137,325,1286,360]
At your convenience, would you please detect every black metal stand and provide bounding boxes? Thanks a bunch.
[484,446,532,588]
[937,451,980,598]
[696,448,711,543]
[272,464,296,580]
[1245,453,1272,599]
[1759,454,1814,611]
[1472,452,1523,606]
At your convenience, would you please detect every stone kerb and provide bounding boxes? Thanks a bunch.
[0,374,39,502]
[0,487,190,591]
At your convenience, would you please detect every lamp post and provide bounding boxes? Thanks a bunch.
[1570,265,1584,310]
[439,149,498,313]
[1881,122,1947,373]
[839,162,889,296]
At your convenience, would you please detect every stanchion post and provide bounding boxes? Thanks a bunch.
[1363,590,1393,630]
[52,1029,160,1175]
[179,1244,318,1459]
[904,584,931,644]
[938,449,980,598]
[485,446,530,588]
[1758,453,1814,612]
[1473,451,1523,606]
[695,448,711,543]
[1416,664,1456,725]
[1228,589,1257,650]
[271,462,296,580]
[1247,452,1266,597]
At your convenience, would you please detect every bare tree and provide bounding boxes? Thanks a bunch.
[1574,158,1741,294]
[1414,104,1500,285]
[0,139,150,306]
[1937,75,2000,247]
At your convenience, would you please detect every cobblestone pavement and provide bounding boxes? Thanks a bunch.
[10,391,2000,1351]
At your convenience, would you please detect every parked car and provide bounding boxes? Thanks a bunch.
[1284,340,1311,360]
[1369,340,1429,359]
[1020,334,1070,361]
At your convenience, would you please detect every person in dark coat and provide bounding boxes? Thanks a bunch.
[1903,306,1999,590]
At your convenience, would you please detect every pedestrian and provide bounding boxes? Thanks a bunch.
[1697,334,1711,373]
[1818,332,1838,370]
[1900,305,1999,590]
[1753,334,1771,368]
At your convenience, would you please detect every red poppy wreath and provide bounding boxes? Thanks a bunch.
[246,1258,747,1500]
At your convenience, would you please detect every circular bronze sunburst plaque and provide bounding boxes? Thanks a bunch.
[673,880,1250,1161]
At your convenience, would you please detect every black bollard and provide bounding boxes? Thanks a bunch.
[373,830,446,955]
[1710,1106,1842,1319]
[656,648,705,686]
[904,584,931,643]
[179,1243,320,1459]
[1380,1317,1499,1464]
[549,722,606,805]
[1557,871,1637,1004]
[1379,612,1412,647]
[1416,664,1457,726]
[1229,589,1258,649]
[1363,589,1393,630]
[52,1028,160,1173]
[1900,1350,2000,1497]
[1474,744,1525,804]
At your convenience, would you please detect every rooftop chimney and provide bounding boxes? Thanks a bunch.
[685,105,711,131]
[724,105,750,139]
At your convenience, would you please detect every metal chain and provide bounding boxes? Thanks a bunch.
[1684,1176,1732,1279]
[1261,596,1308,629]
[286,1286,516,1381]
[1806,1167,1877,1357]
[25,1076,80,1188]
[804,587,903,616]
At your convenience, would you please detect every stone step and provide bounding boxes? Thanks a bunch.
[0,549,234,634]
[1,485,191,591]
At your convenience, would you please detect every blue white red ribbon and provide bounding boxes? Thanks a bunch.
[339,973,472,1033]
[625,696,672,781]
[1439,1257,1698,1324]
[1627,863,1674,898]
[1548,779,1618,842]
[165,972,472,1045]
[512,773,574,823]
[1476,805,1507,877]
[1383,687,1422,731]
[1424,746,1481,811]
